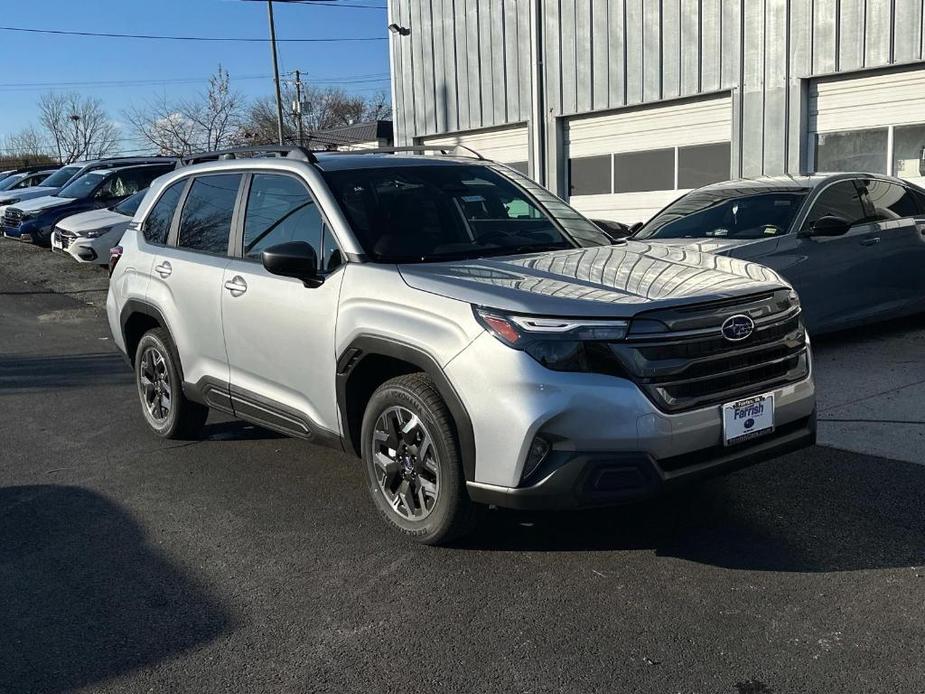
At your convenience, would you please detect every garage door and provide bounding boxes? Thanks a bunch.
[565,94,733,226]
[810,67,925,187]
[420,124,529,173]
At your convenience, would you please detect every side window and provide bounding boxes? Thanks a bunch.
[804,181,867,230]
[913,188,925,214]
[863,180,919,220]
[177,174,242,256]
[242,174,324,261]
[142,180,185,246]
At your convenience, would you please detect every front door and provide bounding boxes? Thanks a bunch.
[221,172,345,440]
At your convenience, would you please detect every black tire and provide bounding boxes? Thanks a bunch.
[134,328,208,440]
[361,373,480,545]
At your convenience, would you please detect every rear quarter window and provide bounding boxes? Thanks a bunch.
[142,180,186,246]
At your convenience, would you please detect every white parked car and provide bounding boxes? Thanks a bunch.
[51,188,147,265]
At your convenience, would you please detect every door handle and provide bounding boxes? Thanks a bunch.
[224,275,248,296]
[154,261,172,278]
[860,237,881,247]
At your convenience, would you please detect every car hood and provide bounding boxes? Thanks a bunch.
[0,186,60,204]
[398,241,790,318]
[640,236,781,257]
[12,195,76,214]
[56,208,129,233]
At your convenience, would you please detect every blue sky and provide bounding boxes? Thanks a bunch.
[0,0,390,149]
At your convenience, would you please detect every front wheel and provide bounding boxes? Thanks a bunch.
[361,373,480,545]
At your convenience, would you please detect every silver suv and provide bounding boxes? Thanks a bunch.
[107,146,817,544]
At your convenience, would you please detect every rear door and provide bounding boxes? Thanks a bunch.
[220,171,345,439]
[858,178,925,316]
[784,179,884,331]
[147,173,243,395]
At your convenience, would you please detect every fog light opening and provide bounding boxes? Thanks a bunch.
[522,436,551,483]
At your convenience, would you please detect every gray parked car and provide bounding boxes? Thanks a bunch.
[107,146,816,544]
[634,173,925,334]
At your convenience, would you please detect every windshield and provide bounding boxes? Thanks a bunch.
[57,171,107,200]
[323,164,603,262]
[0,174,24,192]
[636,189,808,240]
[41,166,82,189]
[113,188,147,216]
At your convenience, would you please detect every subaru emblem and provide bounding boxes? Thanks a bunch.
[721,314,755,342]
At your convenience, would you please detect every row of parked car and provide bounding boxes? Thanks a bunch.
[0,157,176,264]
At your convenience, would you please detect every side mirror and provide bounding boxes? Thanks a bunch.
[629,222,643,235]
[808,215,851,237]
[261,241,322,287]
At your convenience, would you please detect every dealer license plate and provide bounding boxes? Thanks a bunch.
[722,393,774,446]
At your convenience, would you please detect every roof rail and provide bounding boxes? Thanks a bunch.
[180,145,319,166]
[323,144,487,160]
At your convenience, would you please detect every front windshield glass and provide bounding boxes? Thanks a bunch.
[636,189,808,240]
[323,164,604,262]
[57,171,107,200]
[41,166,82,189]
[114,188,147,216]
[0,175,24,192]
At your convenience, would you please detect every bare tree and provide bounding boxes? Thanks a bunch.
[126,66,244,156]
[38,92,119,162]
[3,126,52,163]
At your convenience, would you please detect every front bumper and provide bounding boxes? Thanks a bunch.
[467,411,816,509]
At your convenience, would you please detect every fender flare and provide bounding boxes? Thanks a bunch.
[336,335,477,482]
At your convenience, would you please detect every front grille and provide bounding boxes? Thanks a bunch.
[4,208,23,228]
[55,227,74,248]
[611,290,809,413]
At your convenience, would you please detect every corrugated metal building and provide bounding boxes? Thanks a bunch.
[387,0,925,223]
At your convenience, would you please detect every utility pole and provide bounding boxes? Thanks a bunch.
[266,0,285,145]
[293,69,304,147]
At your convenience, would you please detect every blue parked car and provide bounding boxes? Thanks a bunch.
[3,163,175,246]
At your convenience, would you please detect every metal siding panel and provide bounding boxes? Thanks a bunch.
[812,0,837,74]
[591,0,611,110]
[740,0,764,177]
[662,0,682,99]
[838,0,866,71]
[608,0,628,107]
[466,0,482,127]
[680,0,701,95]
[432,0,449,132]
[561,0,579,114]
[894,0,923,63]
[410,0,427,133]
[420,0,437,132]
[643,0,662,101]
[576,0,594,113]
[491,0,507,124]
[788,0,813,172]
[504,0,521,122]
[389,0,405,144]
[517,0,533,122]
[700,0,721,92]
[444,0,461,132]
[763,0,787,174]
[865,0,893,67]
[627,0,645,103]
[544,0,563,114]
[454,0,471,131]
[720,0,741,88]
[477,0,493,125]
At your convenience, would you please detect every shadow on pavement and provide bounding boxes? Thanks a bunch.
[458,446,925,572]
[0,485,234,693]
[0,353,132,391]
[200,419,285,441]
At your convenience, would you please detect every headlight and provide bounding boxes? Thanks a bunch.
[474,307,629,374]
[83,226,114,239]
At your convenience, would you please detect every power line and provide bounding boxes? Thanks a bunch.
[0,25,387,43]
[236,0,387,9]
[0,72,389,90]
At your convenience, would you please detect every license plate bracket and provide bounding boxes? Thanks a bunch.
[722,393,775,446]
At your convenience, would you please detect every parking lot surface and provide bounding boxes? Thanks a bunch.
[1,241,924,694]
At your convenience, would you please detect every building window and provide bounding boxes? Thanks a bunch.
[613,148,675,193]
[568,155,611,195]
[893,125,925,179]
[815,128,889,173]
[678,142,732,189]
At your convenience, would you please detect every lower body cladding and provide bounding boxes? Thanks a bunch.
[447,332,816,510]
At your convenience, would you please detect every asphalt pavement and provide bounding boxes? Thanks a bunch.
[1,242,924,694]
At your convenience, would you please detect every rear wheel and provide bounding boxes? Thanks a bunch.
[134,328,208,439]
[361,373,479,545]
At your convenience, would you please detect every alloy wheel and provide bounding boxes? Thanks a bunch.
[139,346,172,423]
[371,405,440,520]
